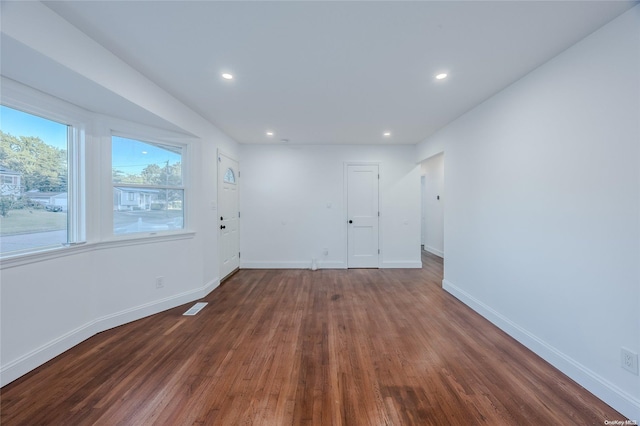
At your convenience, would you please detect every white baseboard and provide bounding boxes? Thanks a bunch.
[424,246,444,258]
[381,260,423,269]
[241,260,422,269]
[443,279,640,421]
[241,261,347,269]
[92,280,219,333]
[0,277,220,387]
[0,321,98,388]
[318,261,347,269]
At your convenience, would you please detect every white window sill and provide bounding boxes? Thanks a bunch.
[0,231,196,270]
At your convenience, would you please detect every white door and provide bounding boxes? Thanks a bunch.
[347,164,379,268]
[218,152,239,279]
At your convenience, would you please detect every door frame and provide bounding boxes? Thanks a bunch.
[343,161,381,268]
[217,149,240,279]
[421,152,445,259]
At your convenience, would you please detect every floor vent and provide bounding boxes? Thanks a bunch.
[183,302,208,316]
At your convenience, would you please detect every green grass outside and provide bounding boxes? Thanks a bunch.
[0,209,66,235]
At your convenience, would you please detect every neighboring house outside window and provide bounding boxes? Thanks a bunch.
[113,187,159,211]
[24,190,68,212]
[112,136,185,235]
[0,166,21,197]
[0,105,81,256]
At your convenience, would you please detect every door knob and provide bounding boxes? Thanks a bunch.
[220,225,226,229]
[220,216,224,221]
[348,220,353,224]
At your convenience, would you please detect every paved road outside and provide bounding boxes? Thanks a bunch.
[1,210,184,255]
[0,230,67,255]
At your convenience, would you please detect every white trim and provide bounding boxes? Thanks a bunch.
[381,261,423,269]
[94,231,195,249]
[109,133,190,239]
[240,260,420,270]
[1,77,92,128]
[317,261,347,269]
[1,232,196,270]
[1,77,198,260]
[0,276,219,387]
[67,126,86,245]
[0,322,97,388]
[1,78,89,258]
[241,260,347,269]
[443,279,640,420]
[424,245,444,258]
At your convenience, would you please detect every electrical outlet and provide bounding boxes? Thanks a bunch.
[621,348,638,375]
[155,276,164,289]
[323,248,328,256]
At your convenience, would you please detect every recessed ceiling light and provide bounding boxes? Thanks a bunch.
[435,73,448,80]
[266,131,274,136]
[141,151,147,154]
[383,132,391,137]
[222,73,234,80]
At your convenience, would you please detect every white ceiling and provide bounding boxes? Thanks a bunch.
[37,1,638,145]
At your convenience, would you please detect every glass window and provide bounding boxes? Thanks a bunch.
[223,168,235,184]
[112,136,185,235]
[0,105,72,255]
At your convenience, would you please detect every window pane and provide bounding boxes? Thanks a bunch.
[112,136,185,235]
[112,136,182,186]
[223,168,236,184]
[113,189,184,234]
[0,105,68,255]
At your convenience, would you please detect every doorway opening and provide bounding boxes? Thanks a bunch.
[420,153,444,259]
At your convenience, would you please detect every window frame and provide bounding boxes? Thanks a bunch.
[109,132,189,239]
[0,82,86,260]
[0,78,195,268]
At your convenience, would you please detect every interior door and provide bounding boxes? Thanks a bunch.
[347,164,379,268]
[218,152,239,279]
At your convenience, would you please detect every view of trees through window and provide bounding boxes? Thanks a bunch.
[0,106,188,255]
[0,105,69,255]
[112,136,184,235]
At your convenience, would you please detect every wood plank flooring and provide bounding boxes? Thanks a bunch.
[1,252,624,425]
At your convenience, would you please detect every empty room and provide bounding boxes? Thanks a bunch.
[1,1,638,424]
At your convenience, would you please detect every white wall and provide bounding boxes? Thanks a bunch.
[420,176,425,246]
[0,2,239,386]
[416,6,640,419]
[420,153,444,257]
[239,144,421,269]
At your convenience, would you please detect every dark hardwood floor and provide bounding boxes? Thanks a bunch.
[1,251,623,425]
